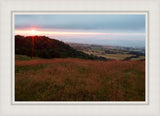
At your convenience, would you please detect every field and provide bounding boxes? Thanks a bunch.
[15,55,145,101]
[68,43,145,61]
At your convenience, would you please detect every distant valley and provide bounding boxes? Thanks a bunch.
[67,43,145,61]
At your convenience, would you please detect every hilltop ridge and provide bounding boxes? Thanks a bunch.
[15,35,106,61]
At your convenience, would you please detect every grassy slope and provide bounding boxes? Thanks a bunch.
[15,55,145,101]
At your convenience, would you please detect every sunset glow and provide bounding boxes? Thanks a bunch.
[15,29,145,36]
[15,30,107,36]
[30,30,37,35]
[15,14,145,47]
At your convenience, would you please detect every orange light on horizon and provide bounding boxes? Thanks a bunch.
[15,29,107,36]
[15,29,145,36]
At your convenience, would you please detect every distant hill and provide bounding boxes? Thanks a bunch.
[15,35,106,60]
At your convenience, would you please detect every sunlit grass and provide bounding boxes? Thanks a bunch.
[84,51,135,60]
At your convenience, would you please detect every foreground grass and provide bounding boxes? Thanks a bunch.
[15,57,145,101]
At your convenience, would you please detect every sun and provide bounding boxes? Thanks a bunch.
[30,29,38,35]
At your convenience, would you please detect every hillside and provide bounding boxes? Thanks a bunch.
[15,55,145,101]
[15,35,106,60]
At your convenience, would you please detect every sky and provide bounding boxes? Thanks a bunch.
[15,14,146,48]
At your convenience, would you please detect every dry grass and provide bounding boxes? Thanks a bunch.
[99,54,135,60]
[15,57,145,101]
[131,56,145,61]
[84,51,136,60]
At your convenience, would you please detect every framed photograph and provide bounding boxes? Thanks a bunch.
[0,0,160,116]
[13,11,147,104]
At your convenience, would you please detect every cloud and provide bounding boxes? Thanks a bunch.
[15,15,145,32]
[15,14,145,47]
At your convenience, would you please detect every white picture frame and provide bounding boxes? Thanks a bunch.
[12,11,149,105]
[0,0,160,116]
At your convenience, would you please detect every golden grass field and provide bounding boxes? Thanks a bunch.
[15,55,145,101]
